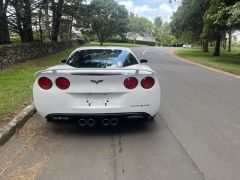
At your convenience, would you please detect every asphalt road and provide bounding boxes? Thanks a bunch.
[1,47,240,180]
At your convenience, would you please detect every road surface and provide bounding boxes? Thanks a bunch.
[1,47,240,180]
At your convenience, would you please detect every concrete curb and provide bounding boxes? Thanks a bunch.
[171,49,240,80]
[0,103,36,145]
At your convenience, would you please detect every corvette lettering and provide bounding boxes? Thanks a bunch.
[130,104,150,107]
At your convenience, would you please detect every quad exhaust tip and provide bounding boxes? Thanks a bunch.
[102,119,110,126]
[102,118,118,126]
[79,118,118,127]
[111,118,118,126]
[79,119,87,127]
[87,119,96,127]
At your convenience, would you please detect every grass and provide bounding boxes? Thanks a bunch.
[176,47,240,75]
[0,41,143,125]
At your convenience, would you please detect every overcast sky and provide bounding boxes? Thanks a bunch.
[85,0,182,22]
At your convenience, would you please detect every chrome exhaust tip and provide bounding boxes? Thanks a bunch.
[102,119,110,126]
[87,119,95,127]
[79,119,87,127]
[111,118,118,126]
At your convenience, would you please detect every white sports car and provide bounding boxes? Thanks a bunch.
[33,47,161,126]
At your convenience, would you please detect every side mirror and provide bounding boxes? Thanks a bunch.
[61,59,67,63]
[140,59,148,63]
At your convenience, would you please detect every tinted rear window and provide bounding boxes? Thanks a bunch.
[66,49,138,68]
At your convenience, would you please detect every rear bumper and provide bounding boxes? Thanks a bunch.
[46,112,154,122]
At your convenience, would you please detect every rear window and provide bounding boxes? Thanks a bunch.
[66,49,138,68]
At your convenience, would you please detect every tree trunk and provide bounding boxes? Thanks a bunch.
[43,0,51,39]
[38,9,43,42]
[69,16,73,40]
[22,0,33,42]
[97,32,105,46]
[11,0,33,43]
[51,0,64,41]
[213,34,221,56]
[11,1,25,42]
[203,39,209,52]
[228,31,232,52]
[0,0,10,44]
[222,40,226,50]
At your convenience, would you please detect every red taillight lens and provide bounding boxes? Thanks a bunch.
[38,77,52,90]
[141,77,155,89]
[124,77,138,89]
[56,77,70,90]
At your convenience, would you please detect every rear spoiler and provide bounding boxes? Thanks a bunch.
[35,68,156,77]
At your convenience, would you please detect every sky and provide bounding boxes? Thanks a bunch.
[85,0,182,22]
[117,0,181,22]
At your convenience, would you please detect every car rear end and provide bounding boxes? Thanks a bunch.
[33,68,160,125]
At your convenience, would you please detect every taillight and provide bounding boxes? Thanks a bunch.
[38,77,52,90]
[56,77,70,90]
[141,77,155,89]
[124,77,138,89]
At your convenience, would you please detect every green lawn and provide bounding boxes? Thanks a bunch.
[0,42,143,125]
[176,47,240,75]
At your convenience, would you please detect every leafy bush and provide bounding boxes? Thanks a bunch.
[10,35,21,43]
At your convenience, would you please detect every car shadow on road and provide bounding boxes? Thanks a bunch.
[45,119,158,137]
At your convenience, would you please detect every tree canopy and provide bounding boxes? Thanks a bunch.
[170,0,210,43]
[87,0,128,45]
[128,12,154,43]
[171,0,240,56]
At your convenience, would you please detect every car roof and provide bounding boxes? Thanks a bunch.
[74,46,132,52]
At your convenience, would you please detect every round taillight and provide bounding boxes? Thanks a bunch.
[38,77,52,90]
[141,77,155,89]
[56,77,70,90]
[124,77,138,89]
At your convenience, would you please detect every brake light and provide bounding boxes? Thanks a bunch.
[38,77,52,90]
[124,77,138,89]
[141,77,155,89]
[56,77,70,90]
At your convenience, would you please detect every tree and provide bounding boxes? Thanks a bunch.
[155,22,176,46]
[203,0,225,56]
[226,2,240,51]
[128,13,139,43]
[170,0,210,51]
[31,0,46,42]
[50,0,64,41]
[89,0,128,45]
[58,0,85,40]
[203,0,240,56]
[154,17,163,44]
[128,13,154,44]
[211,1,240,52]
[23,0,33,42]
[8,0,34,42]
[74,4,94,39]
[0,0,10,44]
[154,16,163,28]
[43,0,51,40]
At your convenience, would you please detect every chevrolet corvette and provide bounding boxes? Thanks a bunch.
[33,47,161,126]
